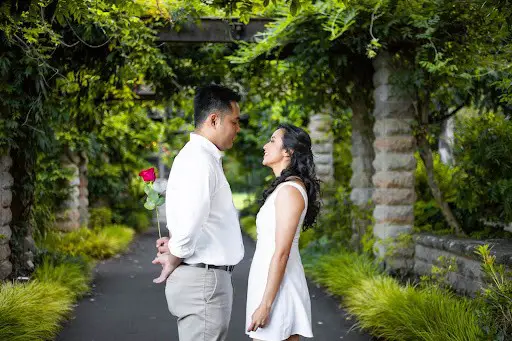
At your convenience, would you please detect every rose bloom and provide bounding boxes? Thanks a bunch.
[139,168,156,182]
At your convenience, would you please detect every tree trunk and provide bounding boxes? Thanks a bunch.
[415,98,464,237]
[416,132,464,236]
[349,97,375,250]
[9,145,37,279]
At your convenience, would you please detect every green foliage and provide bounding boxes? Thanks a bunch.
[88,207,113,229]
[453,112,512,231]
[414,152,456,233]
[125,211,151,233]
[360,224,376,256]
[40,225,134,260]
[33,248,91,274]
[475,244,512,340]
[232,192,256,211]
[298,228,315,250]
[314,185,359,247]
[33,257,90,299]
[414,112,512,237]
[0,281,73,341]
[240,215,257,240]
[419,255,458,292]
[31,148,75,237]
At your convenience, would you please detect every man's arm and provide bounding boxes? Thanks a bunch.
[152,157,214,283]
[165,158,214,258]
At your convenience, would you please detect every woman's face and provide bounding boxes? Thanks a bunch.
[262,128,288,167]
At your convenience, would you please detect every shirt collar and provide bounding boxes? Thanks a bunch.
[189,133,222,161]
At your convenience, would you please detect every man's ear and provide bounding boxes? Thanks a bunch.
[208,113,218,127]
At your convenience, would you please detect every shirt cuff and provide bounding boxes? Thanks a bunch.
[169,243,194,259]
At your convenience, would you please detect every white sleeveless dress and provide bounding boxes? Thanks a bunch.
[246,182,313,341]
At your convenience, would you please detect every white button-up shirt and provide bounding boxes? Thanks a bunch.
[165,133,244,266]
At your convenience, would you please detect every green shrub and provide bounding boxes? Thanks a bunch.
[0,281,72,341]
[453,112,512,233]
[345,276,482,341]
[40,225,134,260]
[314,185,355,246]
[33,257,90,299]
[232,192,256,211]
[89,207,113,228]
[298,228,315,249]
[125,211,151,233]
[240,216,257,240]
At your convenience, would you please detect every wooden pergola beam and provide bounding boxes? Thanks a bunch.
[157,18,273,43]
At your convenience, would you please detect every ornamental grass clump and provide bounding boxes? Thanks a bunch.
[40,224,134,260]
[33,257,90,299]
[305,251,380,297]
[0,281,72,341]
[345,276,482,341]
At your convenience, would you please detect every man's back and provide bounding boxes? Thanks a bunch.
[165,133,244,266]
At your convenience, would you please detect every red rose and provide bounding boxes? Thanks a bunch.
[139,167,156,182]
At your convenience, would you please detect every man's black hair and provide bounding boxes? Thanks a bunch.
[193,85,241,128]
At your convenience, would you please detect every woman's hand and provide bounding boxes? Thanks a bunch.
[247,304,271,332]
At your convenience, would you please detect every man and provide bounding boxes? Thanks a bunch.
[152,84,245,341]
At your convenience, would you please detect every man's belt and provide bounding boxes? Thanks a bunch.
[182,262,235,273]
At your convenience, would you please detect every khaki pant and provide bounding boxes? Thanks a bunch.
[165,265,233,341]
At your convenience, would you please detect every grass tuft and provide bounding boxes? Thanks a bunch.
[33,257,91,299]
[0,281,73,341]
[40,224,134,260]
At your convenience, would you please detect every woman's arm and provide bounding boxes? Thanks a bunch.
[247,184,305,332]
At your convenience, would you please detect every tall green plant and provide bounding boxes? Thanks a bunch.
[475,244,512,340]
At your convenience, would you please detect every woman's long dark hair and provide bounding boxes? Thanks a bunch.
[261,123,321,229]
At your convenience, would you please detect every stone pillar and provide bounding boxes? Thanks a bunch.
[309,111,334,186]
[55,151,81,232]
[371,52,416,272]
[349,100,375,248]
[78,152,89,227]
[0,155,13,280]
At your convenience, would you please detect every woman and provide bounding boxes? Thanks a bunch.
[246,123,321,341]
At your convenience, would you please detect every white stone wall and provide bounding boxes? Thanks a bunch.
[349,100,375,248]
[371,53,416,271]
[309,113,334,184]
[0,155,13,280]
[414,234,512,296]
[78,152,89,227]
[55,152,81,232]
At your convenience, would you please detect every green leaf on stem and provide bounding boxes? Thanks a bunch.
[155,196,165,206]
[144,200,156,210]
[148,189,159,202]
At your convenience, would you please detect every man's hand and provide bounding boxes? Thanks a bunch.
[151,252,182,284]
[156,237,170,255]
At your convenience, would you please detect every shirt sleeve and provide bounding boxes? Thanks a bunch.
[165,156,216,259]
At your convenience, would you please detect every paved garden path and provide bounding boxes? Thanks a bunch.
[57,226,373,341]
